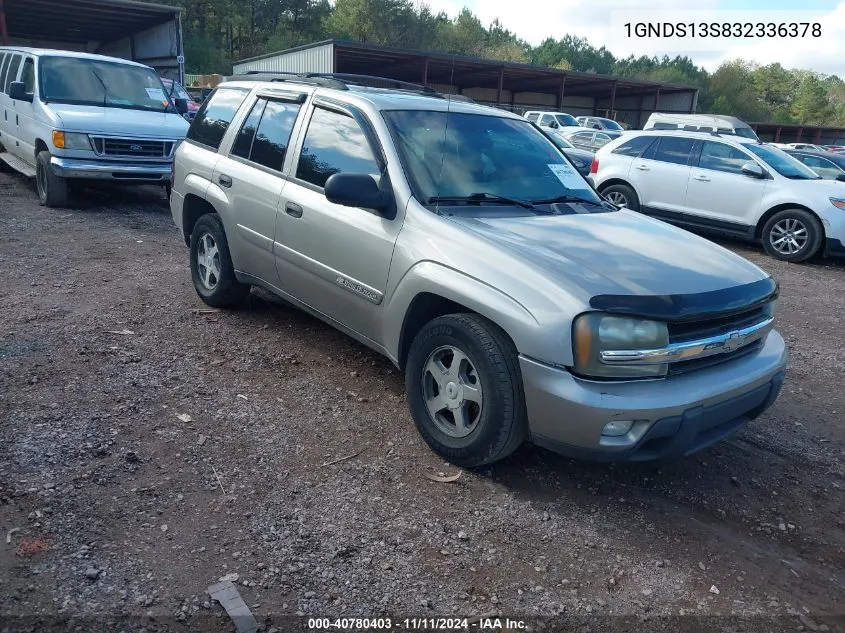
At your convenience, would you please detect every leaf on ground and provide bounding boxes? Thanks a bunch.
[424,471,462,483]
[176,413,193,423]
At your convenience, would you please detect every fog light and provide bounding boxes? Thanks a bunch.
[602,420,634,437]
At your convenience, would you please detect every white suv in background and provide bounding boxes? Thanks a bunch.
[589,131,845,262]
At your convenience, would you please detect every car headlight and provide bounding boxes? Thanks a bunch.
[829,197,845,209]
[573,313,669,379]
[51,131,91,151]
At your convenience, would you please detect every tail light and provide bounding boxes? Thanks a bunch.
[590,158,599,174]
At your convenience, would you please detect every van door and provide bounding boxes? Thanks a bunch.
[1,53,23,157]
[0,52,13,151]
[14,56,37,165]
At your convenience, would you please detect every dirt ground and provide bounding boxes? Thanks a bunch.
[0,170,843,633]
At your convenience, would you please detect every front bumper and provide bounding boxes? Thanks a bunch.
[521,330,788,462]
[50,156,171,182]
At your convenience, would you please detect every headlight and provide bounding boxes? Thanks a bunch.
[573,313,669,379]
[51,131,91,151]
[829,197,845,209]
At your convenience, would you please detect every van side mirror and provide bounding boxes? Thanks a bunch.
[740,162,765,179]
[8,82,32,103]
[547,120,558,129]
[324,173,393,215]
[174,98,189,114]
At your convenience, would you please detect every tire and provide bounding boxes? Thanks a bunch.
[601,183,639,211]
[189,214,250,307]
[36,151,68,208]
[405,313,527,467]
[761,208,823,262]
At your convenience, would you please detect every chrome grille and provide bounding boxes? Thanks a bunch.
[91,137,174,159]
[668,304,770,344]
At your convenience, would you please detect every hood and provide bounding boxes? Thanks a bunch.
[448,209,771,307]
[784,176,845,196]
[51,104,189,139]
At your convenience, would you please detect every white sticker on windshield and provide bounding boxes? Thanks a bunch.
[145,88,166,101]
[548,163,583,189]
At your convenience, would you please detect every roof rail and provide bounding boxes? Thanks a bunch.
[304,73,438,94]
[224,72,349,90]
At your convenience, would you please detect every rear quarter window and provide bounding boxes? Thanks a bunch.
[187,87,250,150]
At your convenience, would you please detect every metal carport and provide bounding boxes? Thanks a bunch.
[0,0,184,82]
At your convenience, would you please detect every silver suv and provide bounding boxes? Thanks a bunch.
[170,74,788,467]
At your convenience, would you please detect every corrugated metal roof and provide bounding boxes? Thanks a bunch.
[1,0,180,44]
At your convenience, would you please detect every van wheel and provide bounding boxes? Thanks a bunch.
[36,151,69,207]
[405,314,527,468]
[189,214,250,307]
[761,209,823,262]
[601,183,639,210]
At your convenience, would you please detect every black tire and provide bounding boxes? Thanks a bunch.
[189,214,250,307]
[600,183,639,211]
[36,151,68,208]
[405,313,527,468]
[761,208,823,262]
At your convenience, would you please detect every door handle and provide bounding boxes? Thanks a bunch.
[693,175,711,182]
[634,164,650,171]
[218,174,232,188]
[285,202,303,218]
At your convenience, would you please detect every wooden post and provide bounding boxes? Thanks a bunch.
[558,76,566,110]
[775,127,782,142]
[796,127,804,142]
[496,66,504,106]
[609,80,617,119]
[421,57,429,86]
[654,87,661,111]
[0,0,9,47]
[813,128,822,143]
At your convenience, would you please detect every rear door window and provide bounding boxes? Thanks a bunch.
[3,54,22,93]
[187,87,249,150]
[249,100,302,171]
[651,136,697,165]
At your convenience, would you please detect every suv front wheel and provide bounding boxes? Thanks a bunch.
[405,314,527,467]
[761,208,823,262]
[36,151,69,208]
[189,214,250,307]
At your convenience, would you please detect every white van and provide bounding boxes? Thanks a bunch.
[0,47,190,207]
[643,113,758,141]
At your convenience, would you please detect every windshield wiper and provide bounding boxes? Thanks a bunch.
[531,194,607,206]
[91,69,108,107]
[428,192,535,209]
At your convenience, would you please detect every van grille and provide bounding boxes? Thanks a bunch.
[91,137,174,159]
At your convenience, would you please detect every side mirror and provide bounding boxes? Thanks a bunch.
[740,162,765,179]
[548,120,558,129]
[174,98,189,114]
[325,173,393,214]
[836,173,845,183]
[8,81,32,103]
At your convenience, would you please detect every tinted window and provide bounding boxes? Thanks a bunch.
[539,114,553,126]
[187,88,249,150]
[571,132,593,143]
[296,107,379,188]
[652,137,697,165]
[652,122,677,130]
[554,113,578,127]
[612,135,654,157]
[698,141,751,174]
[4,54,21,92]
[525,113,539,122]
[599,118,624,131]
[21,58,35,93]
[745,144,820,180]
[231,99,266,159]
[595,132,612,147]
[735,127,759,140]
[250,100,301,171]
[0,53,7,87]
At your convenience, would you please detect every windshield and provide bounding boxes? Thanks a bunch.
[383,110,602,208]
[600,118,623,131]
[555,113,579,127]
[734,127,759,140]
[745,143,822,180]
[40,57,170,112]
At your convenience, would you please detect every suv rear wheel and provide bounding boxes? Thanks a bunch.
[761,208,823,262]
[405,314,527,467]
[189,214,250,307]
[601,183,639,211]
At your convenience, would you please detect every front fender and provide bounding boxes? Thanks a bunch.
[383,261,565,365]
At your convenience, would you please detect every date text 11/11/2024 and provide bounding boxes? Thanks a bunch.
[307,618,528,630]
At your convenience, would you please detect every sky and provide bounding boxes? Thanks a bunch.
[420,0,845,75]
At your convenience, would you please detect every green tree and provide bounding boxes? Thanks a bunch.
[791,74,834,125]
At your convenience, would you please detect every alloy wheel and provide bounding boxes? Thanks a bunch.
[421,345,484,438]
[196,232,221,291]
[769,218,809,256]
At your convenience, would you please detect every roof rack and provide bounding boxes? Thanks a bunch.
[225,71,349,90]
[303,73,438,94]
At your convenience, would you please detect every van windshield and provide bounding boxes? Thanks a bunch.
[39,56,171,112]
[383,110,603,209]
[555,113,578,127]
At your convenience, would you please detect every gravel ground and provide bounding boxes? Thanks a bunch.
[0,171,843,633]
